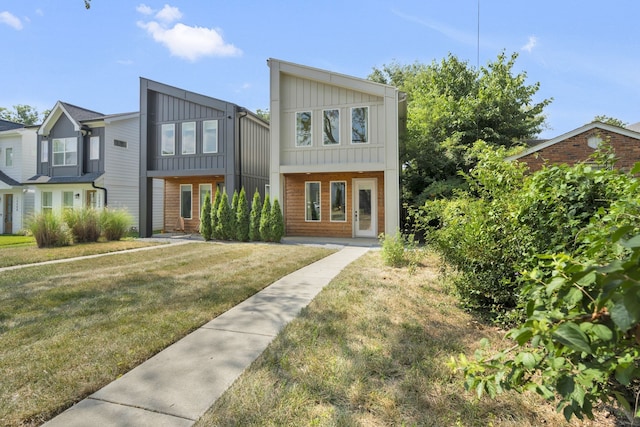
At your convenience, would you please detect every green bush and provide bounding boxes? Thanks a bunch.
[28,212,73,248]
[249,189,262,241]
[379,229,420,270]
[199,192,213,240]
[64,208,101,243]
[216,189,234,240]
[100,208,132,241]
[211,187,222,240]
[259,194,272,242]
[236,188,250,242]
[270,198,284,243]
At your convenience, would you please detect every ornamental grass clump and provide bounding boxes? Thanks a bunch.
[28,212,73,248]
[100,208,132,241]
[64,208,101,243]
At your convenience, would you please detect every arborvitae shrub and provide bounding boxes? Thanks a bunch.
[199,192,213,240]
[259,194,271,242]
[216,189,234,240]
[249,189,262,241]
[229,190,239,240]
[236,187,250,241]
[211,188,222,240]
[270,198,284,243]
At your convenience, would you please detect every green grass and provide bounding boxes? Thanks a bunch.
[0,238,161,268]
[197,250,614,427]
[0,234,35,248]
[0,242,334,426]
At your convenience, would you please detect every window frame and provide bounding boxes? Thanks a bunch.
[351,106,369,144]
[42,191,53,215]
[304,181,321,222]
[52,137,78,166]
[41,140,48,162]
[5,147,13,167]
[181,121,196,155]
[330,181,347,222]
[63,191,74,211]
[295,111,313,147]
[161,123,175,156]
[199,183,212,212]
[180,184,193,219]
[322,109,340,145]
[203,120,219,154]
[89,136,100,160]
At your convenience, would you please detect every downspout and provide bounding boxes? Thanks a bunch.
[237,107,248,190]
[92,181,107,207]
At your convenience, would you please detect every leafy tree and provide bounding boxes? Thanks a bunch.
[270,198,284,243]
[259,194,271,242]
[236,187,250,241]
[370,52,551,206]
[84,0,91,9]
[249,189,262,241]
[255,108,270,122]
[0,105,43,126]
[593,115,627,128]
[211,187,222,239]
[199,192,213,240]
[216,189,233,240]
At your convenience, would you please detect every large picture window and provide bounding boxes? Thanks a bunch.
[305,181,320,222]
[161,123,175,155]
[89,136,100,160]
[42,191,52,215]
[296,111,312,147]
[330,181,346,222]
[52,137,78,166]
[351,106,369,144]
[322,109,340,145]
[203,120,218,153]
[182,122,196,155]
[180,184,192,219]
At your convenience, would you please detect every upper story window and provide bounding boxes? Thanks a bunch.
[41,140,48,162]
[296,111,312,147]
[161,123,175,156]
[5,147,13,167]
[203,120,218,153]
[89,136,100,160]
[52,137,78,166]
[322,109,340,145]
[351,107,369,144]
[182,122,196,155]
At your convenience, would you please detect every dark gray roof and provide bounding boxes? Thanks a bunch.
[60,102,104,122]
[0,119,24,131]
[25,172,104,184]
[0,170,21,186]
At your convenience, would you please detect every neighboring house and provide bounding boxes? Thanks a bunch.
[139,78,270,237]
[267,58,406,238]
[0,120,37,234]
[25,102,142,228]
[508,121,640,172]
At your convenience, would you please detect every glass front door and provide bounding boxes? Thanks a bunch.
[4,194,13,234]
[353,179,376,238]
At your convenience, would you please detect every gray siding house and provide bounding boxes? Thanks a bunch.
[139,78,270,237]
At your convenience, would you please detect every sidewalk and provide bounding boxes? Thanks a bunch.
[42,245,370,427]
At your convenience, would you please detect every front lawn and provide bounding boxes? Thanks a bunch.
[0,242,334,426]
[0,234,35,248]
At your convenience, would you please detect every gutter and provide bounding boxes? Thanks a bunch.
[92,181,107,207]
[237,107,249,189]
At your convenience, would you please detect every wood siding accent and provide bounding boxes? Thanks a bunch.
[283,171,384,238]
[164,176,224,233]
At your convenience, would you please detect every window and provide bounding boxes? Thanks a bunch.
[114,139,128,148]
[351,107,369,144]
[322,109,340,145]
[587,135,602,149]
[330,181,346,222]
[161,123,175,155]
[52,137,78,166]
[90,136,100,160]
[182,122,196,155]
[86,190,97,209]
[63,191,74,211]
[41,140,48,162]
[296,111,312,147]
[199,183,212,211]
[305,182,320,221]
[203,120,218,153]
[42,191,52,215]
[180,184,192,219]
[5,147,13,167]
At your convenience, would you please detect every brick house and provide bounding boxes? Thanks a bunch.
[507,121,640,172]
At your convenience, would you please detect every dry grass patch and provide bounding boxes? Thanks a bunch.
[198,250,615,426]
[0,242,333,427]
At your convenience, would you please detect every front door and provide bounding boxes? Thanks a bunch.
[353,179,376,238]
[4,194,13,234]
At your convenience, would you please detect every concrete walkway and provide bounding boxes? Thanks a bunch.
[42,245,370,427]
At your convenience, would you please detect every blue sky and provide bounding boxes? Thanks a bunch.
[1,1,638,138]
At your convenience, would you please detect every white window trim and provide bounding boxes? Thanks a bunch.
[329,181,347,223]
[41,140,48,162]
[180,184,193,219]
[322,109,340,146]
[350,106,369,144]
[5,147,13,167]
[52,137,78,166]
[182,122,196,155]
[295,111,313,147]
[305,181,321,222]
[203,120,219,154]
[161,123,175,156]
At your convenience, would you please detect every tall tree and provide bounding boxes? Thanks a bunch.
[0,105,43,126]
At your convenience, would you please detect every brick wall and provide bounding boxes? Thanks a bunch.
[518,129,640,172]
[164,176,224,233]
[283,171,385,238]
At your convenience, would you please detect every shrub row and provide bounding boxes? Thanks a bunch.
[199,188,284,243]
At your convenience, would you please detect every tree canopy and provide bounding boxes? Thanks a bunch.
[370,52,552,206]
[0,105,47,126]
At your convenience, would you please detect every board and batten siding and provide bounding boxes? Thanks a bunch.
[104,114,140,228]
[237,113,270,200]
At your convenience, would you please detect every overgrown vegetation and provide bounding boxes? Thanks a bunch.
[27,213,73,248]
[416,141,640,421]
[64,208,101,243]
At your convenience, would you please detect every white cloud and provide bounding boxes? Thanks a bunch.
[155,4,182,23]
[137,4,242,61]
[0,11,23,30]
[35,8,44,16]
[136,4,153,15]
[522,36,538,53]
